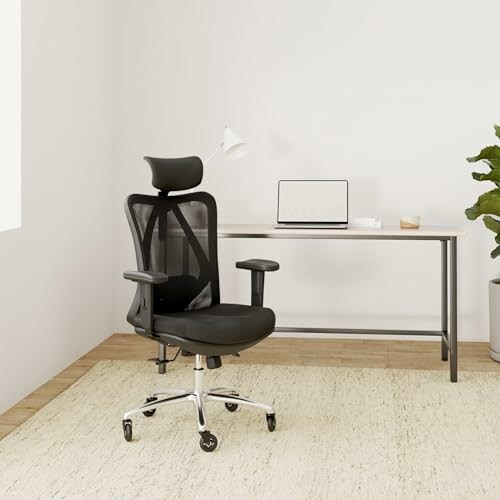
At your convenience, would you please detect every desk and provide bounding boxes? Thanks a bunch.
[218,224,464,382]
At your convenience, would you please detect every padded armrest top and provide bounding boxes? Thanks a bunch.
[123,271,169,284]
[236,259,280,272]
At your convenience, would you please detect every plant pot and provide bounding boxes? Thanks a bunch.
[489,279,500,362]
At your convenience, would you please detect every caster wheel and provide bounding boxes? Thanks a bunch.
[266,414,276,432]
[123,419,133,442]
[143,397,157,417]
[199,431,218,452]
[225,402,238,412]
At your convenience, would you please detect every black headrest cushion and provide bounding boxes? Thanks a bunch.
[144,156,203,192]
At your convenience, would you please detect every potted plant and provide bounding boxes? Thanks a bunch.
[465,124,500,362]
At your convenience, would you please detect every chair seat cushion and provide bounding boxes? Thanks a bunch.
[140,303,275,346]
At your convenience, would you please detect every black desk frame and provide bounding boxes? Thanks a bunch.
[158,232,458,382]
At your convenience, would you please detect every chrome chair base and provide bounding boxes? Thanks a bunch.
[122,354,276,452]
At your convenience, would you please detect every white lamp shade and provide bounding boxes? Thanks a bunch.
[222,126,248,160]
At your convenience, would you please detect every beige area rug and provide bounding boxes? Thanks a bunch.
[1,361,500,500]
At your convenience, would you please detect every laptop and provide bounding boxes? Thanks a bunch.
[275,180,348,229]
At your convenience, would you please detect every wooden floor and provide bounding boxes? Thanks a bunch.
[1,334,499,441]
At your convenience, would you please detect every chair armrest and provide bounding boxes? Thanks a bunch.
[123,271,169,284]
[123,271,168,334]
[236,259,279,307]
[236,259,279,272]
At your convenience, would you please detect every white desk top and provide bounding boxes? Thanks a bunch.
[218,224,464,239]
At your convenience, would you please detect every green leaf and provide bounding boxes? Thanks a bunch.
[483,215,500,233]
[467,145,500,164]
[472,170,500,182]
[482,159,500,170]
[465,188,500,220]
[491,245,500,259]
[465,207,479,220]
[496,234,500,244]
[495,125,500,140]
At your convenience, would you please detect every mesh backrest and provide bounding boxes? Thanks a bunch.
[125,192,220,317]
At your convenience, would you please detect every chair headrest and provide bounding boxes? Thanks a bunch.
[144,156,203,193]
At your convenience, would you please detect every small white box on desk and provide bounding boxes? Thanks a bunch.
[349,217,382,229]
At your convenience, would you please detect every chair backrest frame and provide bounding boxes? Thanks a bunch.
[125,191,220,324]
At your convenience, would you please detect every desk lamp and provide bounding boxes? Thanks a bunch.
[205,126,248,164]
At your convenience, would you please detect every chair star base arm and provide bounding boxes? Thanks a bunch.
[122,354,275,451]
[236,259,280,307]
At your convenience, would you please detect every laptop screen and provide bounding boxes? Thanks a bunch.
[277,180,348,224]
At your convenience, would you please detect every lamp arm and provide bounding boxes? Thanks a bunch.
[204,143,223,165]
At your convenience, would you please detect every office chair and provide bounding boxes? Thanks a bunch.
[122,156,279,452]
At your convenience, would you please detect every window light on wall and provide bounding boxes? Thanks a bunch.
[0,0,21,232]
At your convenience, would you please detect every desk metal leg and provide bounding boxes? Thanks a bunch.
[450,237,458,382]
[158,343,167,375]
[441,240,448,361]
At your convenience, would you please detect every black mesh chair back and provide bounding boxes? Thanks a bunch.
[125,192,220,323]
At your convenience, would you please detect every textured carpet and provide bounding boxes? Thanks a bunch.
[1,360,500,499]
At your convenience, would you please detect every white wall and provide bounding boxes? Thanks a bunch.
[2,1,498,413]
[0,0,22,232]
[112,0,500,342]
[0,0,113,413]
